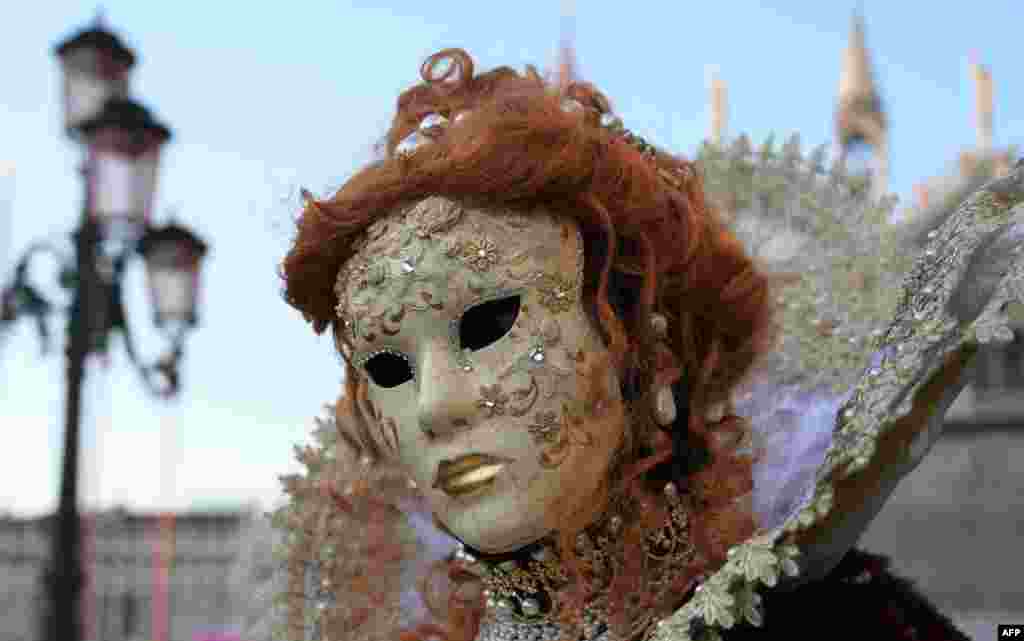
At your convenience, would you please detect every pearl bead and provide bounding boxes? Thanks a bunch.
[653,386,677,426]
[650,313,668,338]
[663,482,679,501]
[521,597,541,617]
[608,515,622,534]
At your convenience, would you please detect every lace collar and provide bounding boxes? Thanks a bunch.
[455,482,696,641]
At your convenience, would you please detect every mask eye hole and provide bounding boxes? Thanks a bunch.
[460,295,521,352]
[364,351,414,388]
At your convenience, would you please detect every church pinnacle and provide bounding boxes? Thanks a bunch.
[835,10,889,197]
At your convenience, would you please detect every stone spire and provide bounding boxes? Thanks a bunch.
[960,56,1012,179]
[970,56,994,152]
[556,0,576,92]
[710,71,728,146]
[835,10,888,197]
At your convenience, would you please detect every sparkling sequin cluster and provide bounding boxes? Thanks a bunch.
[473,482,696,641]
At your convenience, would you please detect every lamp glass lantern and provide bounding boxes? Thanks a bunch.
[80,98,171,243]
[54,20,135,138]
[138,223,208,337]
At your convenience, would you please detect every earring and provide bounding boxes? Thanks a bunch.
[653,386,677,426]
[649,313,678,426]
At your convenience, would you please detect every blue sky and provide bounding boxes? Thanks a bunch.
[1,1,1021,516]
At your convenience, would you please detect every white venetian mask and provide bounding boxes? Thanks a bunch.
[335,197,626,553]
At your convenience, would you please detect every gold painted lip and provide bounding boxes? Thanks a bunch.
[433,453,513,496]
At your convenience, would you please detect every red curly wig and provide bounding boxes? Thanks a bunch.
[281,48,775,641]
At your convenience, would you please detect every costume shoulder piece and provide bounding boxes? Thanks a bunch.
[645,146,1024,640]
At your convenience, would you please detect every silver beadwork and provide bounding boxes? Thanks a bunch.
[608,515,623,535]
[496,598,516,616]
[664,481,680,503]
[355,347,416,379]
[521,597,542,617]
[704,401,725,424]
[395,130,426,155]
[653,386,677,426]
[421,113,450,131]
[477,491,694,638]
[560,98,585,114]
[576,532,592,551]
[599,112,623,131]
[650,313,668,338]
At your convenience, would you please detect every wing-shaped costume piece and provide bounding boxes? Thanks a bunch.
[241,139,1023,641]
[649,146,1024,639]
[699,137,914,534]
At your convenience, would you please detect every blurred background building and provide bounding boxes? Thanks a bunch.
[0,509,267,641]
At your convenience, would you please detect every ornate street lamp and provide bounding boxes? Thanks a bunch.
[55,15,134,139]
[139,222,208,333]
[0,18,208,641]
[133,222,208,395]
[80,97,171,242]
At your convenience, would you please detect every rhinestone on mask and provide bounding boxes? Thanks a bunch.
[560,98,585,114]
[421,112,450,132]
[355,347,416,380]
[395,130,425,156]
[599,112,623,131]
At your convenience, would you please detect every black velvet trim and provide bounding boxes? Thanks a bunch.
[716,549,971,641]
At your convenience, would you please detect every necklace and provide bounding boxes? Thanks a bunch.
[455,482,697,641]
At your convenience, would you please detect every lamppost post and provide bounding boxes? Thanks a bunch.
[46,216,101,641]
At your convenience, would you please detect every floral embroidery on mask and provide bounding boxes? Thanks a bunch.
[539,404,594,468]
[528,344,546,363]
[443,238,463,258]
[412,198,464,238]
[527,410,560,443]
[461,236,500,272]
[379,416,400,455]
[539,318,561,346]
[368,263,390,285]
[477,384,510,417]
[503,213,534,230]
[535,273,576,313]
[347,262,373,291]
[365,218,393,242]
[506,376,539,417]
[336,200,583,377]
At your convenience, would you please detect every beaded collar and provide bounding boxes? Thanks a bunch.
[453,482,697,641]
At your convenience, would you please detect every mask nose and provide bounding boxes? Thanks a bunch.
[417,341,478,438]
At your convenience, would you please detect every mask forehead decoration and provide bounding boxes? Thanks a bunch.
[334,196,585,371]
